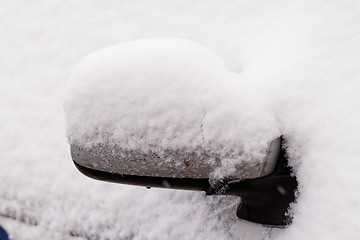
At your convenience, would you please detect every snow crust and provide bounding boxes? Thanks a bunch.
[1,0,360,239]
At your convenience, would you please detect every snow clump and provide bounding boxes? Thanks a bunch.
[63,38,280,180]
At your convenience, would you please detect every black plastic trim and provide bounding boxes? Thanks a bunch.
[74,161,213,192]
[224,144,298,225]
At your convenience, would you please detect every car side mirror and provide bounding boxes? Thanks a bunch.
[64,38,297,226]
[70,137,297,226]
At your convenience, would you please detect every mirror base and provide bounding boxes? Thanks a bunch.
[223,144,298,226]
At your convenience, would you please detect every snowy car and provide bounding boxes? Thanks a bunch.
[2,1,359,239]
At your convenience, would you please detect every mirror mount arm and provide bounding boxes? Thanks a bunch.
[211,143,298,226]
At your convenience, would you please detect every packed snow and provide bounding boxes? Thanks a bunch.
[1,0,360,239]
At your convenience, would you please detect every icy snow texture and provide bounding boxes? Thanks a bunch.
[64,38,279,180]
[1,0,360,240]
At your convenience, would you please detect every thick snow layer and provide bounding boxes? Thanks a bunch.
[64,38,280,180]
[1,0,360,239]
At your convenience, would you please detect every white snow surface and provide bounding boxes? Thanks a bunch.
[1,0,360,239]
[64,38,280,180]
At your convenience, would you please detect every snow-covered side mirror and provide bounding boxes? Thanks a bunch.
[64,38,297,226]
[70,138,297,226]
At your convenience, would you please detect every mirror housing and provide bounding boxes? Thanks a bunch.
[71,137,281,181]
[70,137,297,226]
